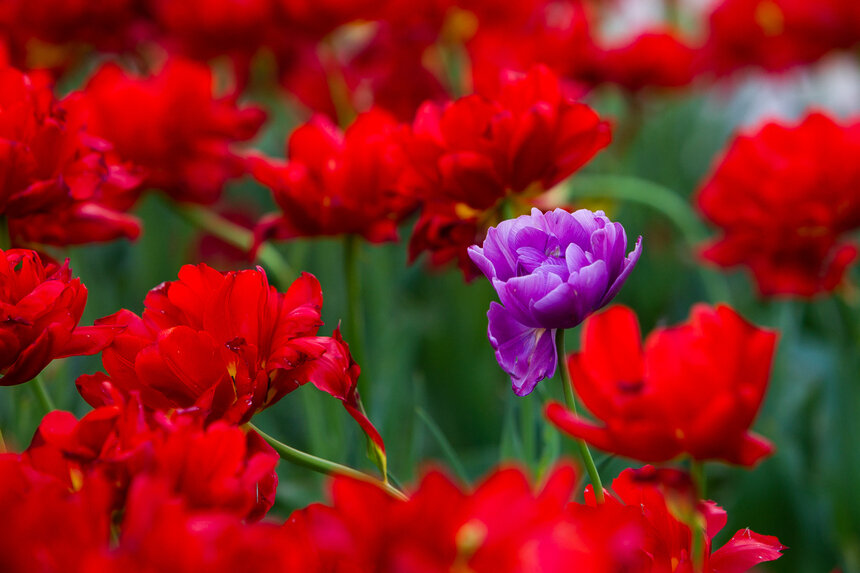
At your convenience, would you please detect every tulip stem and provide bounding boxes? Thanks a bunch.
[691,459,706,499]
[0,426,6,453]
[173,203,297,290]
[31,375,55,413]
[0,216,9,250]
[555,329,605,502]
[249,423,407,501]
[343,235,368,383]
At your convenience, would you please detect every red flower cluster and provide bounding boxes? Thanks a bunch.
[66,58,266,205]
[696,111,860,297]
[249,109,416,243]
[0,397,296,573]
[284,463,783,572]
[0,66,141,247]
[76,263,382,453]
[403,65,611,276]
[0,249,117,386]
[24,391,278,521]
[547,304,776,466]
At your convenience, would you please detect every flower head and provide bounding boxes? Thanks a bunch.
[403,65,611,277]
[66,58,266,205]
[0,249,118,386]
[76,264,327,424]
[696,112,860,297]
[468,208,641,395]
[546,304,776,466]
[0,66,142,247]
[249,109,416,244]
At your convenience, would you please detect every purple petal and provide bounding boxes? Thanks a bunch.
[487,302,558,396]
[600,235,643,306]
[531,259,608,328]
[494,273,561,327]
[477,224,519,281]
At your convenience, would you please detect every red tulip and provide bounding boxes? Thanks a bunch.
[581,466,786,572]
[284,464,592,572]
[696,112,860,297]
[593,29,698,92]
[403,65,611,277]
[0,249,118,386]
[249,109,416,243]
[67,58,266,205]
[25,394,279,522]
[77,264,328,424]
[703,0,859,74]
[0,453,114,573]
[0,66,142,247]
[547,304,776,466]
[77,263,384,456]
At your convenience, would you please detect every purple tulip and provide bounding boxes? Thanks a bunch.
[468,208,642,396]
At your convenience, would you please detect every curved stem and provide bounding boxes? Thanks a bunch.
[173,203,296,290]
[31,375,55,413]
[555,329,605,502]
[248,423,407,501]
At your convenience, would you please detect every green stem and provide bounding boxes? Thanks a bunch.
[174,203,296,290]
[521,392,536,473]
[555,329,605,502]
[690,458,706,499]
[319,38,356,128]
[343,235,367,385]
[565,175,730,303]
[31,375,56,413]
[0,216,9,250]
[249,423,407,501]
[0,426,6,453]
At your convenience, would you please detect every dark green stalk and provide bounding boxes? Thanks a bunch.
[555,329,605,502]
[31,375,55,413]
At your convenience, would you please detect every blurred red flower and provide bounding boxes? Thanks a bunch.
[67,58,266,205]
[592,29,698,92]
[580,466,786,572]
[25,394,279,521]
[703,0,860,73]
[273,0,383,37]
[547,304,776,466]
[97,476,302,573]
[696,111,860,297]
[249,109,416,243]
[5,0,145,53]
[0,453,114,573]
[285,464,614,572]
[0,249,118,387]
[403,65,611,277]
[0,66,142,246]
[149,0,272,64]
